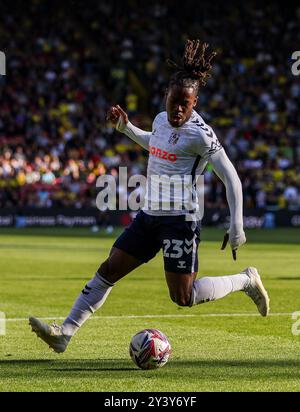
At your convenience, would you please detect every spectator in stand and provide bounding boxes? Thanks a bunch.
[0,0,299,212]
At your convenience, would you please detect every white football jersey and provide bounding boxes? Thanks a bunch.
[143,110,223,216]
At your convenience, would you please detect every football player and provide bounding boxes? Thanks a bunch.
[29,40,269,353]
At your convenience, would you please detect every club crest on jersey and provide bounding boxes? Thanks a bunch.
[168,132,180,145]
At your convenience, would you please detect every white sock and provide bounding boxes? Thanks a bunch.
[61,273,114,338]
[190,273,250,306]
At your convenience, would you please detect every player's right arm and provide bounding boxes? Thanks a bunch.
[107,105,151,151]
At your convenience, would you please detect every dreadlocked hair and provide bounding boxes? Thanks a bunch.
[167,39,217,94]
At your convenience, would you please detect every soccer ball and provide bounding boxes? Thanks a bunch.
[129,329,172,370]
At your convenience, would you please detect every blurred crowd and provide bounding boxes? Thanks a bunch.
[0,0,300,211]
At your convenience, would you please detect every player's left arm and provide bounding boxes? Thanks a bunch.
[209,148,246,256]
[194,124,246,258]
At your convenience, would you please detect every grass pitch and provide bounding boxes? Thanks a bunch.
[0,227,300,392]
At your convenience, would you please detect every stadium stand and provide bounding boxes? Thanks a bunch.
[0,0,299,213]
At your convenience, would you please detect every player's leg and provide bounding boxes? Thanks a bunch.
[165,272,197,307]
[29,211,161,352]
[29,247,143,353]
[165,269,251,308]
[60,212,160,337]
[161,217,269,315]
[60,247,143,337]
[165,269,257,307]
[190,267,270,316]
[165,267,270,316]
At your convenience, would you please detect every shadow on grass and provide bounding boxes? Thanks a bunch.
[1,359,300,375]
[0,359,137,372]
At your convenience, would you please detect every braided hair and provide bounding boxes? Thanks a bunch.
[167,39,217,95]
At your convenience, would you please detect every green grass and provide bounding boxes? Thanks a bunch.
[0,227,300,392]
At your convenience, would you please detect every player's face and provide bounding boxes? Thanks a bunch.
[166,86,198,128]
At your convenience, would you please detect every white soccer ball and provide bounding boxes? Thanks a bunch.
[129,329,172,370]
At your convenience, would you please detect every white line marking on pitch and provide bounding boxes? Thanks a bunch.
[5,313,293,322]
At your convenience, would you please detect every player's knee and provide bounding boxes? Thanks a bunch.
[98,259,114,282]
[170,293,191,307]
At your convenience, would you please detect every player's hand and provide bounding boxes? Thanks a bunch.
[221,227,246,261]
[106,105,128,130]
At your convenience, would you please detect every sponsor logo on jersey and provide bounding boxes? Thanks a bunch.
[149,146,177,162]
